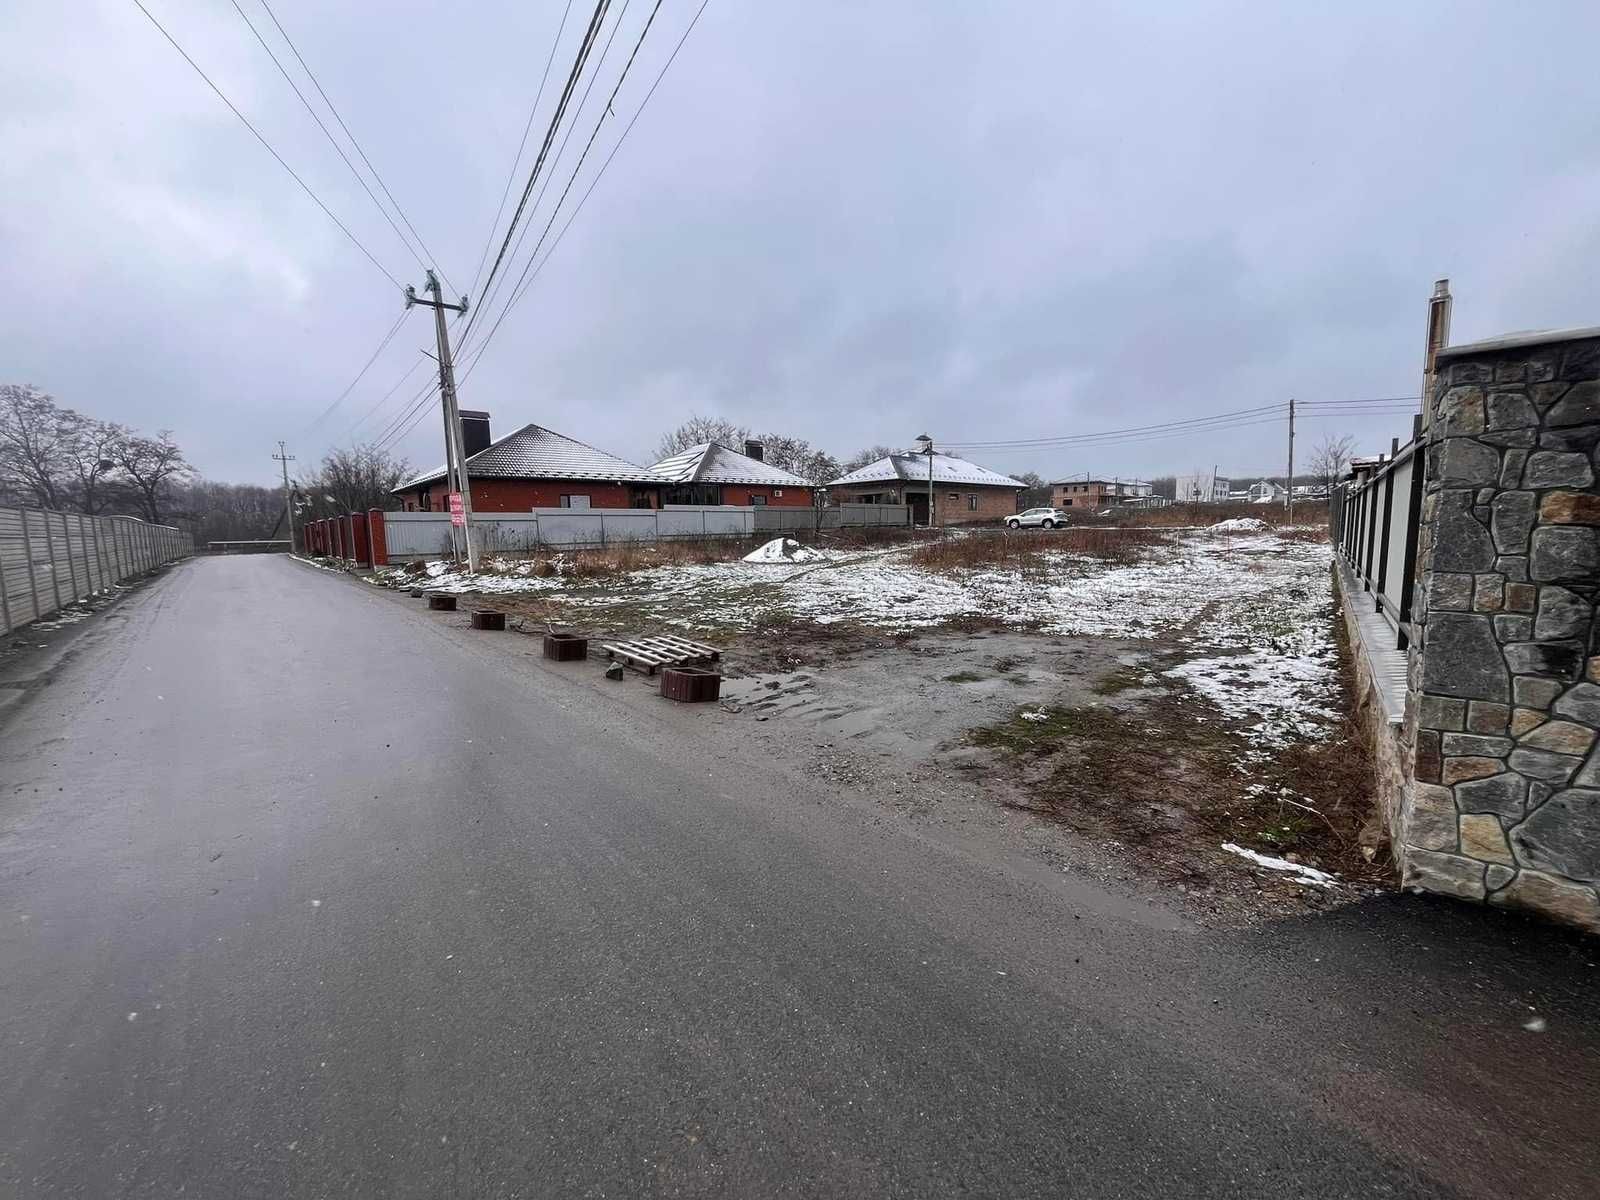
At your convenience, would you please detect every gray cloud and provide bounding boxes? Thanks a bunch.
[5,0,1600,487]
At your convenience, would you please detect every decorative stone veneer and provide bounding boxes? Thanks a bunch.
[1399,329,1600,931]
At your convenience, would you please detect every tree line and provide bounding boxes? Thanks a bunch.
[1,383,412,545]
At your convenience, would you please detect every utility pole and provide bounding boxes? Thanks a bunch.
[1286,397,1296,523]
[405,270,478,572]
[1422,278,1453,431]
[273,442,296,554]
[916,433,936,530]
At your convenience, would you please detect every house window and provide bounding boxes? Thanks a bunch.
[967,494,978,511]
[560,495,591,509]
[750,495,767,505]
[773,489,783,497]
[947,493,958,501]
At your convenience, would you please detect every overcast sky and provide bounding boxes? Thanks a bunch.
[5,1,1600,487]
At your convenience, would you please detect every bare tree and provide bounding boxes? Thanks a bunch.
[841,444,897,474]
[655,414,750,460]
[1307,433,1357,490]
[62,413,129,514]
[1015,471,1051,508]
[114,431,194,523]
[754,433,840,484]
[299,444,411,517]
[0,384,74,508]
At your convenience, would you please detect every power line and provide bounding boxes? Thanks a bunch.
[371,379,440,451]
[473,0,661,356]
[460,0,711,375]
[942,403,1289,450]
[130,0,401,289]
[346,353,429,438]
[469,0,638,349]
[300,310,408,434]
[255,0,456,295]
[466,0,576,302]
[470,0,612,332]
[948,416,1292,456]
[228,0,428,277]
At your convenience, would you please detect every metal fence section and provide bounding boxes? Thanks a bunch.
[754,503,911,532]
[378,503,914,560]
[0,507,189,635]
[1332,430,1425,649]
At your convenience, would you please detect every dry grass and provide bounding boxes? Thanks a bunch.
[479,539,753,581]
[966,611,1390,887]
[1094,502,1329,530]
[908,527,1169,571]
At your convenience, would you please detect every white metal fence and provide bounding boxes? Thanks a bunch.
[380,502,914,559]
[383,505,760,557]
[0,507,189,635]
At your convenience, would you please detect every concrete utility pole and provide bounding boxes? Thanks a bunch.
[405,270,478,572]
[272,442,296,554]
[1286,397,1296,523]
[916,433,936,530]
[1421,278,1453,431]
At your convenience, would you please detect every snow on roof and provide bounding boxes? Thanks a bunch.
[648,442,811,488]
[396,422,661,491]
[827,452,1023,489]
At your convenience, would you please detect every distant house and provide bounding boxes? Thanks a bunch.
[1050,478,1155,508]
[647,440,814,507]
[1173,472,1231,503]
[392,414,664,512]
[828,452,1023,526]
[1247,480,1286,504]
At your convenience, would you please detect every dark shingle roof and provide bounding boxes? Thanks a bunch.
[648,442,811,488]
[827,453,1023,489]
[395,423,660,491]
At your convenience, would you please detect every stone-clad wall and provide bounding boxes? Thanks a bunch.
[1399,329,1600,931]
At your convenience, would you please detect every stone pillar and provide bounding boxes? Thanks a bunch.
[1401,327,1600,931]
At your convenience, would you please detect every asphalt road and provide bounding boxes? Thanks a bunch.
[2,556,1597,1198]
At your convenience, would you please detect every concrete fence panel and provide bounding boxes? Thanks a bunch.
[0,507,189,636]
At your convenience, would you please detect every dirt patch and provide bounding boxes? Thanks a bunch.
[962,619,1389,903]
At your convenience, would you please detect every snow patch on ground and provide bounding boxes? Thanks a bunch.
[1208,517,1269,533]
[1222,842,1339,887]
[744,537,825,564]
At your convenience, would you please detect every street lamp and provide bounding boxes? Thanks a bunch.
[915,433,935,530]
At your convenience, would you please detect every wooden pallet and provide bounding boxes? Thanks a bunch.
[602,634,721,675]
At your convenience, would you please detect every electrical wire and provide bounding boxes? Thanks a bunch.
[947,416,1293,456]
[465,0,576,302]
[256,0,456,295]
[470,0,612,331]
[371,378,441,451]
[458,0,711,377]
[228,0,428,278]
[463,0,638,355]
[345,353,430,438]
[941,403,1288,450]
[130,0,401,289]
[300,310,408,433]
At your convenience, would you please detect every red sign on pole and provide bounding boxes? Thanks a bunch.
[448,491,465,527]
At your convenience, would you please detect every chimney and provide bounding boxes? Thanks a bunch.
[743,439,764,462]
[460,411,491,459]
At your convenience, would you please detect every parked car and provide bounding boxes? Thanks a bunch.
[1007,507,1069,529]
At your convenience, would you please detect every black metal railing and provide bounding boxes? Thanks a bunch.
[1331,417,1425,650]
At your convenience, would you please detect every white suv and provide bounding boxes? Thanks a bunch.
[1007,507,1069,529]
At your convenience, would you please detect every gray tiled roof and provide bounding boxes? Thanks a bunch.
[827,452,1023,489]
[395,423,660,491]
[648,443,811,487]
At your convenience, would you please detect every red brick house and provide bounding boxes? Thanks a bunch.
[827,452,1022,526]
[393,415,664,512]
[647,440,814,507]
